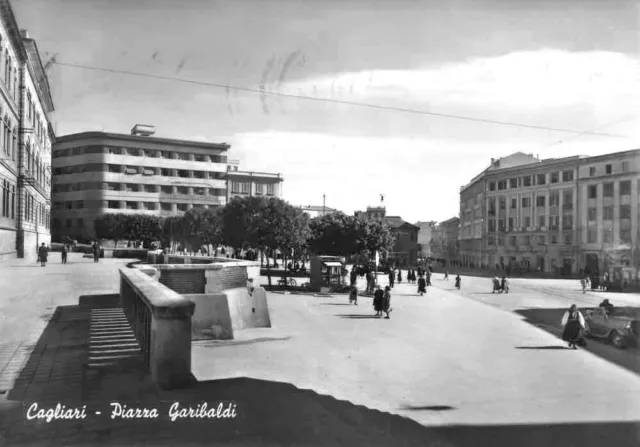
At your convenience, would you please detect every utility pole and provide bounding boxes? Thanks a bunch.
[323,194,325,216]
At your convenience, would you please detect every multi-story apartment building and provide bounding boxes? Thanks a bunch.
[459,150,640,276]
[415,221,436,260]
[51,125,229,241]
[226,159,283,201]
[0,2,54,261]
[430,217,460,267]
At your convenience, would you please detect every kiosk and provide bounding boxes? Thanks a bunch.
[310,256,346,292]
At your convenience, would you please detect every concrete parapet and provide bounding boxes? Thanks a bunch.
[184,286,270,340]
[119,268,195,389]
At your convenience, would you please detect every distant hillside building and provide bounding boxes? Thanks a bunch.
[299,205,339,218]
[226,159,283,201]
[355,206,420,266]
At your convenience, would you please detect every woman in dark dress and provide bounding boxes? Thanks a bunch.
[382,286,392,319]
[38,243,48,267]
[561,304,587,349]
[417,275,427,296]
[397,270,402,284]
[373,285,384,317]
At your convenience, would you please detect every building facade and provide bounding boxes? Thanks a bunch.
[298,205,339,218]
[459,150,640,276]
[356,206,420,266]
[431,217,460,267]
[0,2,54,261]
[51,125,229,241]
[415,221,436,260]
[226,159,283,201]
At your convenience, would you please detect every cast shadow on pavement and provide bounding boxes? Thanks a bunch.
[515,346,571,350]
[2,293,640,446]
[319,303,353,306]
[338,315,383,319]
[515,307,640,375]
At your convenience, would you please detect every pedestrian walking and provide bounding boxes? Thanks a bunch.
[580,277,586,294]
[561,304,587,349]
[373,285,384,317]
[61,244,68,264]
[92,242,100,263]
[455,274,461,290]
[382,286,393,319]
[348,283,358,305]
[417,275,427,296]
[397,269,402,284]
[426,271,432,287]
[388,269,395,288]
[38,243,48,267]
[443,269,449,280]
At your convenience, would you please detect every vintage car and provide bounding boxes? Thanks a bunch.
[583,307,639,349]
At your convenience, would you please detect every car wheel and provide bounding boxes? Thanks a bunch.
[609,331,626,349]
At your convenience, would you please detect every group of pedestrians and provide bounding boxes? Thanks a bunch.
[36,241,102,267]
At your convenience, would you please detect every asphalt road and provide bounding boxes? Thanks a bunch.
[428,272,640,375]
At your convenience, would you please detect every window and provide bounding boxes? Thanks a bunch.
[108,165,120,173]
[588,185,597,199]
[161,186,172,194]
[108,201,120,209]
[511,198,517,209]
[537,174,546,185]
[562,170,573,181]
[194,188,205,195]
[144,202,155,210]
[161,203,172,211]
[177,186,189,194]
[75,201,84,209]
[620,229,631,243]
[522,197,530,208]
[498,219,506,231]
[177,203,188,211]
[161,168,171,177]
[536,196,545,207]
[508,217,516,229]
[524,216,531,228]
[620,180,631,196]
[255,184,264,195]
[605,164,612,174]
[179,153,190,160]
[522,176,531,187]
[510,236,517,246]
[509,178,518,188]
[563,215,573,229]
[538,215,545,228]
[589,166,596,177]
[231,181,240,193]
[588,207,597,221]
[551,234,558,244]
[622,161,629,173]
[267,184,275,195]
[587,228,597,243]
[563,192,573,208]
[549,216,559,229]
[603,183,613,197]
[620,205,631,219]
[78,218,84,228]
[549,193,559,206]
[537,235,546,245]
[194,154,206,162]
[497,180,507,190]
[488,182,496,191]
[551,172,559,183]
[241,182,251,194]
[177,170,188,178]
[564,234,572,245]
[126,202,138,210]
[499,198,506,210]
[603,206,613,220]
[66,219,72,228]
[603,229,613,243]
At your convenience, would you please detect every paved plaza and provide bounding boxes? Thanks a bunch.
[0,257,639,446]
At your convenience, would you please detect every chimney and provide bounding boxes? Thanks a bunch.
[130,124,156,137]
[20,29,29,39]
[491,158,495,165]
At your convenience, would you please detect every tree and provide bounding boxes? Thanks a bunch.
[94,213,129,245]
[123,214,163,246]
[354,215,396,261]
[181,207,223,254]
[308,212,360,257]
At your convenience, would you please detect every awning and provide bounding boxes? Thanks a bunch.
[323,261,343,267]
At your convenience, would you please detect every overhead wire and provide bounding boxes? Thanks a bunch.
[52,61,624,138]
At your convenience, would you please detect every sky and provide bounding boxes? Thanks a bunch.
[14,0,640,223]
